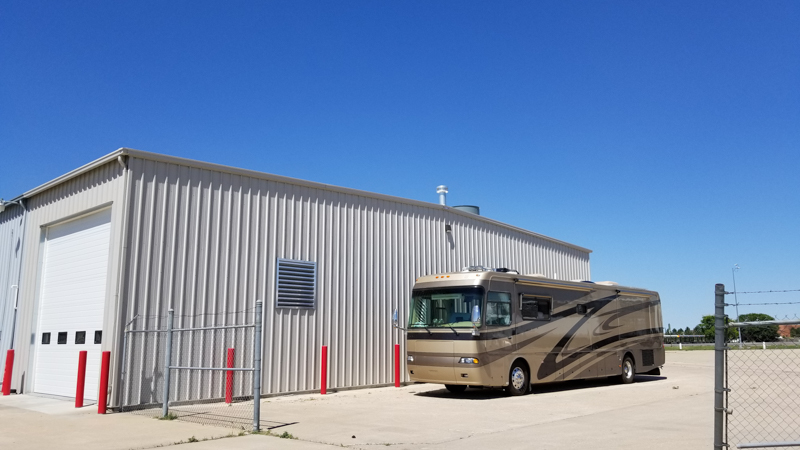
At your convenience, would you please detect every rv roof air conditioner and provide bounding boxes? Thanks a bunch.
[462,265,491,272]
[461,266,520,274]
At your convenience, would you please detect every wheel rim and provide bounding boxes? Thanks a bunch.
[511,367,525,390]
[623,360,633,379]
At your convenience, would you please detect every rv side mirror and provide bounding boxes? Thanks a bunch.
[471,305,481,336]
[393,308,406,331]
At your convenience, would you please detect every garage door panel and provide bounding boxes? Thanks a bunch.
[34,209,111,399]
[35,344,102,400]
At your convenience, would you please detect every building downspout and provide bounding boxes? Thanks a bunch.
[9,198,28,351]
[112,154,133,409]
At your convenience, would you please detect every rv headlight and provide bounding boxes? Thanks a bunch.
[407,355,415,362]
[458,357,479,364]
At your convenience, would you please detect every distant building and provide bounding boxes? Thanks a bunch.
[778,325,800,338]
[0,148,591,406]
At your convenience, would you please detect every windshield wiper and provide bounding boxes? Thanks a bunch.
[422,326,432,335]
[447,325,458,336]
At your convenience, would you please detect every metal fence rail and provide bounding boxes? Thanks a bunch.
[121,301,263,431]
[714,284,800,450]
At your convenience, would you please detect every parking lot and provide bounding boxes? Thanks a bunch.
[0,350,712,450]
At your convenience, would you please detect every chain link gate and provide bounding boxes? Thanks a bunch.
[120,301,263,430]
[714,284,800,449]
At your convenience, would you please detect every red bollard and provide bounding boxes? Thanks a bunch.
[75,351,87,407]
[394,344,401,387]
[320,345,328,395]
[97,351,110,414]
[2,349,14,396]
[225,348,235,404]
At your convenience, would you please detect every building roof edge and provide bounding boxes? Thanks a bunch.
[12,148,593,254]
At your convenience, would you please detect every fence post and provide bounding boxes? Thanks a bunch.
[714,283,726,450]
[119,324,132,410]
[162,309,174,418]
[252,300,263,432]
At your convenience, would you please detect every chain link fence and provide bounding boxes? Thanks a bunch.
[726,340,800,448]
[664,334,714,347]
[120,302,263,431]
[714,284,800,449]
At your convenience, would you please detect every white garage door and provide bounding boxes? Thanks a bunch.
[34,208,111,400]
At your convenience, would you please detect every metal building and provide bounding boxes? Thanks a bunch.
[0,148,591,406]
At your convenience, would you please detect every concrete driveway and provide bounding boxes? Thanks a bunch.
[0,351,712,449]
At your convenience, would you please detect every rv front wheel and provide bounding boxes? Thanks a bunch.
[508,361,529,396]
[621,356,635,384]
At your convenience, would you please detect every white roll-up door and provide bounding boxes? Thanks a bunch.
[34,208,112,400]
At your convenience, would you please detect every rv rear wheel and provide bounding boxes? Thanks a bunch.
[621,355,635,384]
[507,361,529,396]
[445,384,467,394]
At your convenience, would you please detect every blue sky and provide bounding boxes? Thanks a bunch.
[2,1,798,330]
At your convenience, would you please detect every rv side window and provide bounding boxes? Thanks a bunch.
[486,291,511,326]
[522,296,551,321]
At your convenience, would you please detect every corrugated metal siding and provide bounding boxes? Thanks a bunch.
[0,206,25,380]
[121,157,590,397]
[4,161,126,394]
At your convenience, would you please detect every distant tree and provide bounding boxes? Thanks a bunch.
[790,327,800,338]
[697,315,737,340]
[737,313,780,342]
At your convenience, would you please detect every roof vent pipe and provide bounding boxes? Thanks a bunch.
[436,185,448,206]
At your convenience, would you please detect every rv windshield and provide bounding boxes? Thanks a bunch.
[409,287,484,328]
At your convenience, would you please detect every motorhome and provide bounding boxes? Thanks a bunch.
[401,267,664,395]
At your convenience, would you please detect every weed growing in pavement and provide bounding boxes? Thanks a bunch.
[250,429,299,440]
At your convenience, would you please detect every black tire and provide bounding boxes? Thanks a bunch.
[620,355,635,384]
[444,384,467,394]
[507,361,529,396]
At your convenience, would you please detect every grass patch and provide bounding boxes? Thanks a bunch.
[666,344,800,351]
[665,345,715,351]
[159,412,178,420]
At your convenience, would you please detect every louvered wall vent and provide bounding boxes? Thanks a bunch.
[276,258,317,309]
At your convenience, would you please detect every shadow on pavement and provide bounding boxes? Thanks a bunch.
[411,375,668,399]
